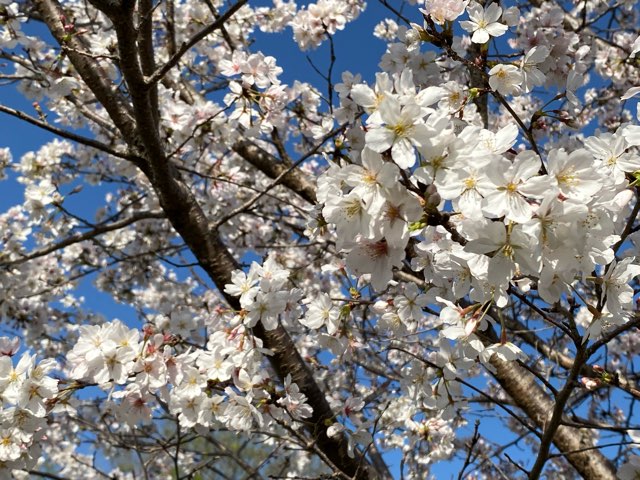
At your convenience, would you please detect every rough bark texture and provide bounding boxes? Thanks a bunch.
[35,0,138,144]
[234,140,318,204]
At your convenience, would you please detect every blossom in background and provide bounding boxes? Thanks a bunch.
[5,0,640,475]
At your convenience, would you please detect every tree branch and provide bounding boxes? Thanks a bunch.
[0,104,141,165]
[58,1,375,476]
[0,210,164,267]
[144,0,248,87]
[35,0,138,146]
[488,353,616,480]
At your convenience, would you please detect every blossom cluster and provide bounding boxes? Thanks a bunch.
[289,0,366,50]
[2,0,640,477]
[66,269,315,435]
[0,337,58,474]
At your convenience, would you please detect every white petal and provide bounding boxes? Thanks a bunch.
[484,22,508,37]
[471,29,490,44]
[366,127,394,152]
[484,3,503,23]
[350,84,377,107]
[622,86,640,101]
[392,138,416,169]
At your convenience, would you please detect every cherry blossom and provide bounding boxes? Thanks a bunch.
[1,0,640,478]
[365,98,434,169]
[488,64,523,96]
[422,0,469,25]
[460,2,508,44]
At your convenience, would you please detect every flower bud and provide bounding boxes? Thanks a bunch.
[581,377,601,390]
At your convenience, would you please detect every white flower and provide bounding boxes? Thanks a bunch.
[0,353,32,403]
[197,346,232,382]
[323,191,375,249]
[346,238,405,291]
[223,388,263,431]
[343,147,399,211]
[601,257,640,315]
[421,0,468,25]
[545,148,602,201]
[395,282,430,322]
[520,46,549,93]
[255,254,290,292]
[438,81,467,113]
[375,186,423,248]
[465,221,540,283]
[501,6,519,26]
[224,267,260,306]
[0,337,19,357]
[300,293,340,333]
[584,132,640,185]
[482,151,546,223]
[17,376,57,417]
[112,384,155,425]
[460,2,508,44]
[278,374,313,420]
[437,165,494,219]
[170,391,205,429]
[0,428,28,461]
[350,72,394,124]
[365,98,433,169]
[244,291,287,330]
[488,64,523,96]
[479,342,524,363]
[94,344,136,385]
[24,179,56,213]
[566,70,584,106]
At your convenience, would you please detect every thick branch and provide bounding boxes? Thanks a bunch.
[35,0,138,145]
[489,354,616,479]
[138,0,159,127]
[74,2,373,477]
[233,141,317,204]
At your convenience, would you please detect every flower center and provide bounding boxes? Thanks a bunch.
[391,122,411,138]
[367,240,389,259]
[463,177,477,189]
